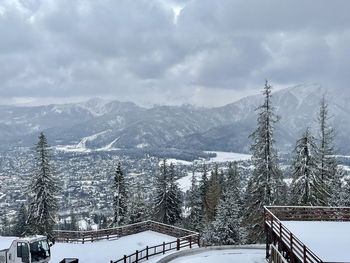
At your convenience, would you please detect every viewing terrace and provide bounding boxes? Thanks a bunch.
[264,206,350,263]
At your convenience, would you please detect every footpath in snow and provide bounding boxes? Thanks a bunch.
[50,230,176,263]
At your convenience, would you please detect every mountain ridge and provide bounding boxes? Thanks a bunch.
[1,84,349,154]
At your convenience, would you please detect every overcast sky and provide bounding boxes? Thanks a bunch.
[0,0,349,107]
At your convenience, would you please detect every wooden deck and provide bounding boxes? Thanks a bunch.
[264,206,350,263]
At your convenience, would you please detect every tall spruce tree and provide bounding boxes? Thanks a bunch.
[205,165,221,223]
[290,128,323,205]
[13,204,28,237]
[205,162,242,245]
[153,159,168,223]
[316,96,337,205]
[199,164,209,225]
[113,163,128,226]
[167,163,182,224]
[27,132,59,240]
[243,81,284,243]
[153,161,182,225]
[187,171,202,231]
[127,182,148,224]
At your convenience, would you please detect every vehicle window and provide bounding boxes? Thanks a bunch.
[17,243,29,263]
[30,240,50,262]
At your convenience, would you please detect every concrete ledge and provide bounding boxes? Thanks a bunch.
[157,244,265,263]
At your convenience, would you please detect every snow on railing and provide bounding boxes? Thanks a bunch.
[53,220,198,244]
[110,233,200,263]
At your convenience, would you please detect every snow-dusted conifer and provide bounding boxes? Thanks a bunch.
[167,163,182,224]
[205,162,242,245]
[243,81,284,243]
[153,160,182,224]
[199,164,209,225]
[315,96,337,205]
[340,176,350,206]
[27,132,60,239]
[69,211,78,231]
[205,165,221,223]
[153,159,168,223]
[113,162,128,226]
[188,171,202,231]
[290,128,323,205]
[128,183,147,224]
[13,204,28,237]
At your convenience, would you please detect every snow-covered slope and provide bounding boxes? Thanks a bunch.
[50,231,176,263]
[0,83,349,153]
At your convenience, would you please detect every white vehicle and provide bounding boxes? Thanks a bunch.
[0,236,50,263]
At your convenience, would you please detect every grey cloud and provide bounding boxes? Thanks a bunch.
[0,0,350,106]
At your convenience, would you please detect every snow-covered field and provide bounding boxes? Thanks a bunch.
[205,151,251,163]
[282,221,350,262]
[176,172,202,192]
[50,231,176,263]
[169,249,265,263]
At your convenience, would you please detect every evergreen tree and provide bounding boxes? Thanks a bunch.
[113,163,128,226]
[187,171,202,231]
[205,165,221,223]
[153,160,182,225]
[153,159,168,223]
[243,81,284,243]
[128,183,147,224]
[27,132,60,240]
[340,176,350,206]
[205,162,242,245]
[316,96,337,205]
[69,211,78,231]
[1,212,10,236]
[13,205,28,237]
[167,163,182,224]
[290,128,323,205]
[329,168,343,206]
[199,164,209,225]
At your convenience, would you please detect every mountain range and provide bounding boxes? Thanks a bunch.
[1,84,349,154]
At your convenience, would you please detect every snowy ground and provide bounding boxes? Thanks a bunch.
[50,231,176,263]
[169,249,265,263]
[176,172,202,192]
[282,221,350,262]
[205,151,251,163]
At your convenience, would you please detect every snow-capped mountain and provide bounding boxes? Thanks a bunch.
[0,84,349,153]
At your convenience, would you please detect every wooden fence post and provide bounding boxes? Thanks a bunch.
[177,239,180,251]
[123,255,127,263]
[163,242,165,254]
[189,236,192,248]
[290,233,294,263]
[303,245,306,263]
[146,246,149,260]
[136,250,138,263]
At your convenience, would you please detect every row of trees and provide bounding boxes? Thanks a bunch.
[187,81,342,245]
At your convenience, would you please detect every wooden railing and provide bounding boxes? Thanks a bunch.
[110,233,200,263]
[53,220,198,244]
[269,244,288,263]
[264,206,323,263]
[266,206,350,222]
